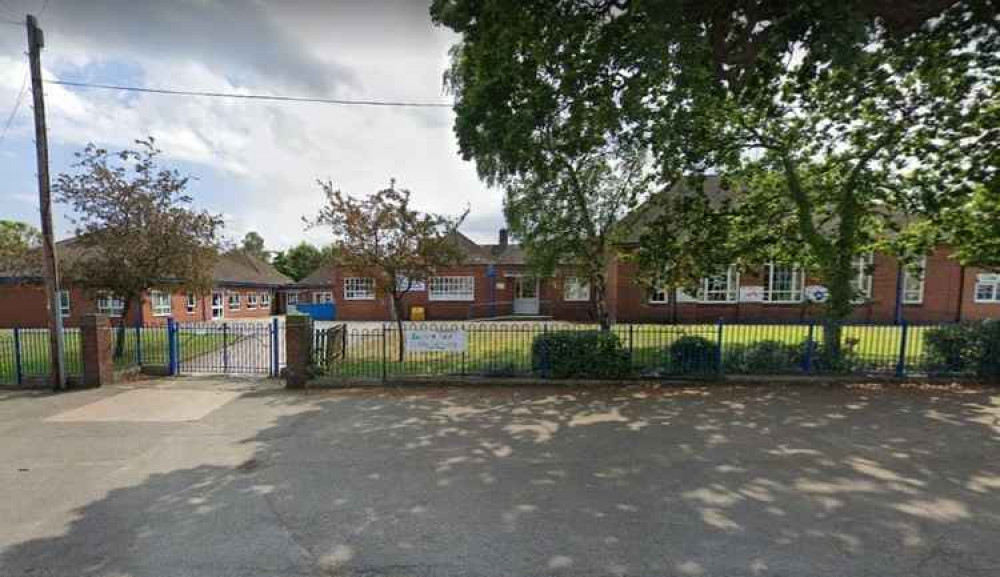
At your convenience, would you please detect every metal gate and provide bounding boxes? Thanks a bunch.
[171,319,283,376]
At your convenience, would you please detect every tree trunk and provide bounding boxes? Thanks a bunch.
[592,274,611,331]
[822,263,855,365]
[392,296,405,362]
[114,295,134,359]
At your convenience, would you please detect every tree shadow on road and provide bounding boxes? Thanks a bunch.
[3,383,1000,577]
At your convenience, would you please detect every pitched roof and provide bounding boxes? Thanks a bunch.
[0,238,292,287]
[616,175,730,245]
[292,231,528,287]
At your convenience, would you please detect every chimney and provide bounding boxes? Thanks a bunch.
[498,228,509,249]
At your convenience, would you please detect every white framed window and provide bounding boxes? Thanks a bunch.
[344,277,375,300]
[286,291,299,305]
[247,293,259,309]
[228,293,241,311]
[429,276,475,301]
[151,290,171,316]
[850,254,874,302]
[649,285,669,304]
[261,292,271,308]
[700,267,739,303]
[563,277,590,302]
[974,273,1000,303]
[186,293,196,314]
[59,290,70,317]
[902,257,926,304]
[764,263,804,303]
[97,293,125,317]
[314,291,334,304]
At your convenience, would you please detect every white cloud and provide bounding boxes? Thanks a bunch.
[1,0,502,249]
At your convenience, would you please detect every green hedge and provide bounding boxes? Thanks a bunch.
[667,336,719,374]
[531,330,631,379]
[924,321,1000,377]
[724,340,805,374]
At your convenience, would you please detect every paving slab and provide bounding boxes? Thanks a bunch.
[45,389,240,422]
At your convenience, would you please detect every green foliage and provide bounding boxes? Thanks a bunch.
[54,138,224,319]
[240,232,268,261]
[924,321,1000,378]
[667,336,719,375]
[0,220,41,277]
[272,242,337,282]
[724,340,805,374]
[531,330,630,379]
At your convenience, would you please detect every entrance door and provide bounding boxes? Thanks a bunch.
[211,292,224,320]
[513,277,540,315]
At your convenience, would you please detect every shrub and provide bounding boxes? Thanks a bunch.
[531,330,631,379]
[924,321,1000,378]
[667,336,719,374]
[726,340,804,374]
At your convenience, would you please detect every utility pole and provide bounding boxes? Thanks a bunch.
[26,14,66,391]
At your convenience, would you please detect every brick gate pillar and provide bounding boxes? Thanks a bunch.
[285,314,312,389]
[81,314,113,388]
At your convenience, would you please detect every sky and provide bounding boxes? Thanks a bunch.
[0,0,505,250]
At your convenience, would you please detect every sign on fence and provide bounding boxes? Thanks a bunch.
[405,329,467,352]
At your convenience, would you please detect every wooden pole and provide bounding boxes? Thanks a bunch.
[26,14,66,391]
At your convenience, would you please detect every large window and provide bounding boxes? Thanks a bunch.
[563,277,590,302]
[975,273,1000,303]
[151,291,171,316]
[59,290,70,317]
[700,267,739,303]
[286,291,299,305]
[850,254,874,301]
[186,293,197,314]
[261,292,271,308]
[247,293,259,309]
[344,278,375,300]
[314,291,334,304]
[649,285,669,304]
[228,293,241,311]
[902,257,926,304]
[97,293,125,317]
[429,276,475,301]
[764,264,804,303]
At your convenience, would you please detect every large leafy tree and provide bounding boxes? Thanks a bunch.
[309,180,467,360]
[55,138,224,345]
[272,242,338,282]
[434,0,997,350]
[0,220,41,278]
[240,231,268,261]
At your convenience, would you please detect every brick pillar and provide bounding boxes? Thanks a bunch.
[81,314,113,388]
[285,314,313,389]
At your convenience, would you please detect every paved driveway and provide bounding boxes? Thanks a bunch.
[1,380,999,577]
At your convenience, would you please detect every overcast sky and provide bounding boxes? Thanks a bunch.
[0,0,504,250]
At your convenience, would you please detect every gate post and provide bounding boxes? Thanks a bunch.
[284,314,312,389]
[715,319,725,374]
[166,318,178,376]
[803,322,815,374]
[270,317,280,377]
[13,327,23,386]
[895,321,910,378]
[81,314,113,387]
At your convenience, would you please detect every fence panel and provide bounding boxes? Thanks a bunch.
[313,321,987,382]
[0,328,82,385]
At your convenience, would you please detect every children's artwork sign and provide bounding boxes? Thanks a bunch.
[405,329,467,352]
[739,285,765,302]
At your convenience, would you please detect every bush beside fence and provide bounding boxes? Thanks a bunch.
[311,320,1000,382]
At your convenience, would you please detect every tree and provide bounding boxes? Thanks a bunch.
[272,242,338,282]
[308,180,467,361]
[241,231,268,261]
[504,143,651,329]
[434,0,997,354]
[55,138,224,354]
[0,220,41,278]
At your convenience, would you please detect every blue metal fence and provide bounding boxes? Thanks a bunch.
[313,321,990,381]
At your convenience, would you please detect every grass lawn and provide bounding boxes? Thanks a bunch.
[0,327,242,384]
[322,322,935,378]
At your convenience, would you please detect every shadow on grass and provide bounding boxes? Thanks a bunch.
[3,383,1000,576]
